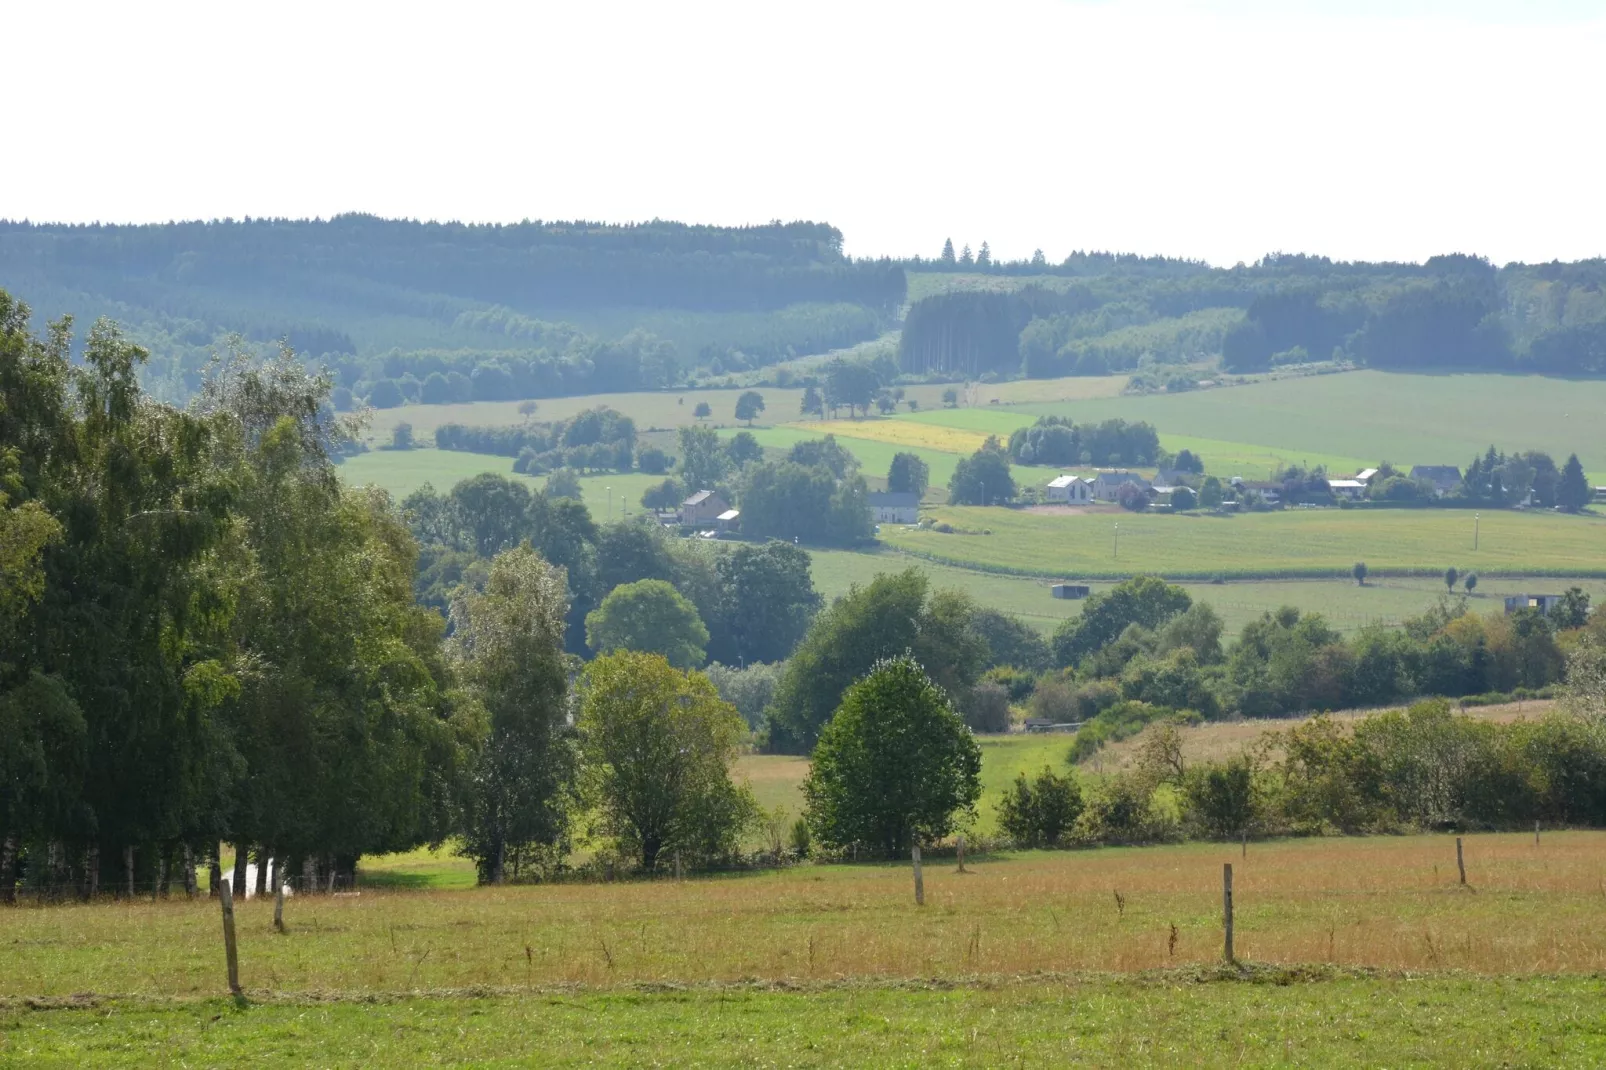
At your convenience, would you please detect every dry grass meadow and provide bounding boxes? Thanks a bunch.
[7,830,1606,1003]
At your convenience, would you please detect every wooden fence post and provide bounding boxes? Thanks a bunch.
[219,879,242,996]
[956,835,967,874]
[912,844,925,906]
[273,869,287,934]
[1456,837,1466,885]
[1222,863,1234,964]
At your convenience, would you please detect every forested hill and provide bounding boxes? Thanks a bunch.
[898,252,1606,383]
[0,216,906,403]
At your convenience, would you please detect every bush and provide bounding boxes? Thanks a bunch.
[639,446,671,474]
[1076,772,1175,844]
[1029,676,1119,725]
[788,816,812,858]
[960,680,1012,733]
[997,767,1083,848]
[983,665,1037,703]
[1068,701,1193,763]
[1180,755,1262,839]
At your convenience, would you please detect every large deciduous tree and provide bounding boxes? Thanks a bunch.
[448,545,576,884]
[586,578,710,668]
[578,651,755,870]
[803,655,981,856]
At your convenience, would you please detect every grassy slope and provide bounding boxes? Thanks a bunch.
[10,976,1603,1067]
[880,505,1606,578]
[907,369,1606,479]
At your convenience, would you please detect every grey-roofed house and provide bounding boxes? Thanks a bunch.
[1045,474,1094,504]
[868,491,920,525]
[1092,470,1151,502]
[679,490,729,526]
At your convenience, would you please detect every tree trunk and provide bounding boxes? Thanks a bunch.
[0,833,16,904]
[231,845,248,898]
[254,847,268,898]
[183,844,198,899]
[155,849,167,900]
[208,844,222,899]
[303,854,317,896]
[84,843,99,900]
[490,838,505,885]
[123,845,135,899]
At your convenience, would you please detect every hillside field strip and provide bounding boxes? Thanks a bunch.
[9,833,1606,1064]
[903,369,1606,480]
[879,505,1606,579]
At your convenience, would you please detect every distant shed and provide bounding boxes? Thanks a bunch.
[1052,583,1091,600]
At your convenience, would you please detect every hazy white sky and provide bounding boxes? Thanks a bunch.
[5,0,1603,265]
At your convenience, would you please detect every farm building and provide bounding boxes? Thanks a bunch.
[715,508,740,534]
[1045,474,1095,504]
[1328,479,1368,500]
[1505,594,1563,614]
[1409,465,1463,497]
[679,490,729,526]
[1092,471,1150,502]
[867,491,920,525]
[1052,583,1091,599]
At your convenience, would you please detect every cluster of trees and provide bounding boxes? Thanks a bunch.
[898,252,1606,383]
[1006,415,1162,468]
[0,218,904,404]
[1457,447,1592,512]
[1025,577,1597,732]
[1,294,468,897]
[948,438,1016,505]
[999,688,1606,849]
[405,472,822,667]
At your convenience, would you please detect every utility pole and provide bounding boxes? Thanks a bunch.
[1114,522,1119,560]
[607,486,613,521]
[1474,512,1480,551]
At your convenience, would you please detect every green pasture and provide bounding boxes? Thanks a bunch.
[338,448,535,501]
[879,505,1606,579]
[907,370,1606,479]
[361,372,1129,450]
[14,973,1597,1067]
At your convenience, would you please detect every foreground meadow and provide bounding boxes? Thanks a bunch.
[7,834,1606,1065]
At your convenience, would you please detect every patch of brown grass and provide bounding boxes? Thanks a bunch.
[4,831,1603,999]
[1092,701,1554,775]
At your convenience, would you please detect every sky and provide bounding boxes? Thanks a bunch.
[4,0,1604,266]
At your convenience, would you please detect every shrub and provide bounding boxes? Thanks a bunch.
[788,816,812,858]
[639,446,671,474]
[983,665,1037,703]
[1180,755,1262,839]
[960,680,1012,733]
[997,767,1084,848]
[1076,773,1174,844]
[1068,701,1192,764]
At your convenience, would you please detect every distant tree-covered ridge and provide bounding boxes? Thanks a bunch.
[0,215,905,404]
[898,252,1606,380]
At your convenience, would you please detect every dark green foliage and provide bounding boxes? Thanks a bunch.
[997,768,1083,848]
[959,680,1013,733]
[1170,486,1196,510]
[1558,454,1591,513]
[803,655,982,856]
[1068,702,1184,763]
[822,359,881,418]
[1180,757,1261,839]
[886,452,930,497]
[786,435,858,479]
[578,651,756,870]
[735,391,765,425]
[948,441,1015,505]
[638,446,671,475]
[586,579,710,669]
[711,541,821,666]
[970,608,1053,672]
[765,570,986,753]
[724,431,764,468]
[1052,576,1192,668]
[641,478,683,511]
[737,460,870,546]
[1007,416,1160,468]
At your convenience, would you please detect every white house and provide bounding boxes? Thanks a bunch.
[868,491,920,525]
[1328,479,1367,500]
[1045,474,1095,504]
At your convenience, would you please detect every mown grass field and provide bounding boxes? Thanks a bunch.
[905,369,1606,479]
[359,372,1131,449]
[9,975,1603,1067]
[880,505,1606,579]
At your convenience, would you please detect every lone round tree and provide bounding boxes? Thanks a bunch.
[803,654,982,856]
